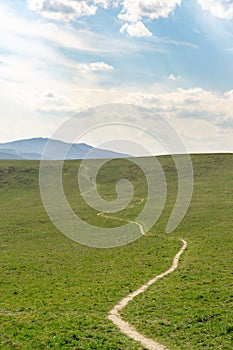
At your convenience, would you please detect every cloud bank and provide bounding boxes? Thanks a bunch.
[28,0,233,38]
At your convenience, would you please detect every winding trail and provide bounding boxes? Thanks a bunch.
[108,239,187,350]
[97,208,145,235]
[81,165,188,349]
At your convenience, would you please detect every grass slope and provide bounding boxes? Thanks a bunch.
[0,154,232,349]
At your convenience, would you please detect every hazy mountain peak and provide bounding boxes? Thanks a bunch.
[0,138,131,160]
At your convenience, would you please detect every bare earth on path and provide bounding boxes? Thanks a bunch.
[83,166,187,349]
[108,239,188,350]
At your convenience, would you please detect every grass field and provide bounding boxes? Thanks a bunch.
[0,154,232,349]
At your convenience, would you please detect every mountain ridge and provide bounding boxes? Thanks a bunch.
[0,138,131,160]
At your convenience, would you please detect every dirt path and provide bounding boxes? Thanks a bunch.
[97,210,145,236]
[108,239,187,350]
[82,165,187,349]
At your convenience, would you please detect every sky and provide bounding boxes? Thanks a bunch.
[0,0,233,154]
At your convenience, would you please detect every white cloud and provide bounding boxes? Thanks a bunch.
[27,0,186,24]
[36,92,76,113]
[55,61,114,74]
[93,0,111,9]
[27,0,114,21]
[118,0,181,22]
[27,0,97,21]
[0,3,98,55]
[27,0,233,41]
[197,0,233,19]
[120,21,152,37]
[168,74,181,81]
[116,87,233,126]
[85,61,114,72]
[117,0,181,37]
[0,2,147,55]
[66,86,233,154]
[28,0,183,37]
[112,87,233,154]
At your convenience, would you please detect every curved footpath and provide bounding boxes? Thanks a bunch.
[81,166,187,349]
[97,212,145,236]
[108,239,188,350]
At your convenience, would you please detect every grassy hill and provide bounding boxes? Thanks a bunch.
[0,154,232,349]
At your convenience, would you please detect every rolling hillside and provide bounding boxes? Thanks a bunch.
[0,154,232,349]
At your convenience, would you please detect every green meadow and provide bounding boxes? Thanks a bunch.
[0,154,232,349]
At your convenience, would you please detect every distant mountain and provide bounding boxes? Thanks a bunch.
[0,138,131,160]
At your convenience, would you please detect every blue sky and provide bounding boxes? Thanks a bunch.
[0,0,233,154]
